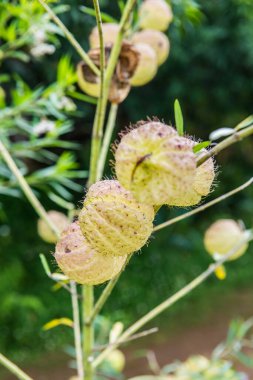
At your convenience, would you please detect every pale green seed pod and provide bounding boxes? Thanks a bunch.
[115,121,197,206]
[139,0,173,32]
[89,23,120,49]
[204,219,248,261]
[77,61,100,98]
[165,138,215,207]
[130,43,158,86]
[55,222,127,285]
[132,30,170,65]
[37,210,69,243]
[79,180,154,256]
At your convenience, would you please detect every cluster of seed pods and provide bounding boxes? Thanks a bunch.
[77,0,173,103]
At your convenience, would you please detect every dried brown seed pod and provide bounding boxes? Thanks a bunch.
[79,180,154,256]
[114,121,197,206]
[55,222,127,285]
[37,211,69,243]
[131,30,170,66]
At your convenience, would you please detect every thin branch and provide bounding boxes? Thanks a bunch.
[0,139,60,238]
[93,327,158,351]
[197,124,253,166]
[70,281,84,380]
[92,232,253,368]
[153,177,253,232]
[36,0,99,76]
[0,353,33,380]
[97,103,118,180]
[83,285,94,380]
[89,254,133,323]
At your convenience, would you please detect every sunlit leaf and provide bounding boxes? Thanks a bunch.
[42,318,73,330]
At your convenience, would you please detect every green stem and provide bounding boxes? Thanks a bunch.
[197,124,253,166]
[36,0,99,76]
[83,285,94,380]
[0,139,60,238]
[92,232,253,368]
[88,0,137,186]
[0,353,33,380]
[153,177,253,232]
[97,103,118,180]
[70,281,84,380]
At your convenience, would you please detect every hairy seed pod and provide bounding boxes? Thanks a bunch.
[79,180,154,256]
[130,43,158,86]
[115,121,197,206]
[139,0,173,32]
[204,219,248,261]
[89,23,120,49]
[37,210,69,243]
[55,222,127,285]
[165,138,215,206]
[132,30,170,65]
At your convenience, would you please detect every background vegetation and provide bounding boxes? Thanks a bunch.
[1,0,253,366]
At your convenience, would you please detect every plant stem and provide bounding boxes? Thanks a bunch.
[36,0,99,76]
[0,139,60,238]
[89,253,133,323]
[197,125,253,166]
[88,0,137,186]
[97,103,118,180]
[0,353,33,380]
[83,285,94,380]
[70,281,84,380]
[153,177,253,232]
[92,232,253,368]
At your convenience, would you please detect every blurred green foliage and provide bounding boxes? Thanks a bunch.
[0,0,253,368]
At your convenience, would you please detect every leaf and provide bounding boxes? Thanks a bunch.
[236,351,253,368]
[235,115,253,131]
[40,254,51,277]
[193,141,211,153]
[209,128,234,141]
[42,318,73,330]
[67,90,97,105]
[174,99,184,136]
[80,6,117,23]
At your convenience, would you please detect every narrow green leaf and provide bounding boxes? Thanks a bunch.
[193,141,211,153]
[80,6,117,23]
[174,99,184,136]
[39,254,51,277]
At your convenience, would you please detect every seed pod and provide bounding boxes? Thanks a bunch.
[115,121,197,205]
[165,138,215,206]
[77,61,100,98]
[132,30,170,65]
[79,180,154,256]
[55,222,127,285]
[139,0,173,32]
[38,210,69,243]
[89,23,120,49]
[130,43,158,86]
[204,219,248,261]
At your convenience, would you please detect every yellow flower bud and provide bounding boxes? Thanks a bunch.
[37,210,69,243]
[130,43,158,86]
[107,350,125,372]
[132,30,170,65]
[55,222,127,285]
[204,219,248,261]
[115,121,197,206]
[79,180,154,256]
[89,23,120,49]
[139,0,173,32]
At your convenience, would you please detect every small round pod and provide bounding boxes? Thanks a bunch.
[77,61,100,98]
[130,43,158,86]
[55,222,127,285]
[79,180,154,256]
[165,139,215,207]
[38,210,69,243]
[89,23,120,49]
[139,0,173,32]
[204,219,249,261]
[131,30,170,66]
[114,121,197,206]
